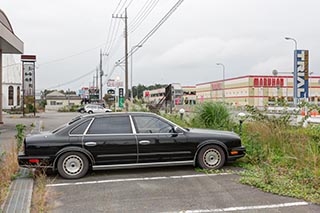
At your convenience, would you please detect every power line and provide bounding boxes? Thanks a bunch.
[113,0,124,14]
[38,43,105,67]
[130,0,160,33]
[114,0,184,67]
[129,0,151,28]
[117,0,128,14]
[44,68,97,90]
[3,43,105,69]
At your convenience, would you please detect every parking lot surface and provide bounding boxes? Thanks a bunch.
[46,166,319,213]
[2,112,319,212]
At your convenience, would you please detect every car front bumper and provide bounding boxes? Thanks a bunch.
[227,146,246,161]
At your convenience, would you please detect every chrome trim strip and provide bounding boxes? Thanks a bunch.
[97,151,191,158]
[83,118,95,135]
[84,133,135,136]
[129,115,137,134]
[92,160,193,170]
[84,133,183,136]
[97,153,137,158]
[139,151,191,156]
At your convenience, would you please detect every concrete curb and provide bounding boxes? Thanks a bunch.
[1,168,34,213]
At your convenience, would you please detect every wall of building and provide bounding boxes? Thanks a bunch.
[46,99,81,111]
[1,55,22,109]
[142,75,320,108]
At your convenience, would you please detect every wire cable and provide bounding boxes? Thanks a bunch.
[129,0,151,28]
[130,0,160,33]
[44,68,97,90]
[116,0,184,65]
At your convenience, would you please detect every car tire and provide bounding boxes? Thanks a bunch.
[57,152,89,179]
[88,111,93,114]
[80,109,85,113]
[197,145,225,170]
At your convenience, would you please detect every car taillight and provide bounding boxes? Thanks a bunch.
[29,159,40,163]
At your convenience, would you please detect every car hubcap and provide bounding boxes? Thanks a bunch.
[63,155,83,176]
[203,149,221,168]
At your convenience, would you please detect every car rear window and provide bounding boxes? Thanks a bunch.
[70,119,92,135]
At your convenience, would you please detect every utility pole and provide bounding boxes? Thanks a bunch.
[113,8,128,110]
[96,67,99,89]
[99,49,104,101]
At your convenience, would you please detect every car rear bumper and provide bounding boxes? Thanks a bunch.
[18,155,54,169]
[227,146,246,161]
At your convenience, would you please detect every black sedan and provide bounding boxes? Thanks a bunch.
[18,112,245,179]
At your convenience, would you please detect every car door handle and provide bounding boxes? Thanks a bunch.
[139,140,151,145]
[85,142,97,147]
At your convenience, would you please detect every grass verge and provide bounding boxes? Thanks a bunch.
[31,170,50,213]
[0,143,19,206]
[239,119,320,204]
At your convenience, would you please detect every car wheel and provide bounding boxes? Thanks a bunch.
[197,145,225,170]
[88,111,93,114]
[80,109,85,113]
[57,152,89,179]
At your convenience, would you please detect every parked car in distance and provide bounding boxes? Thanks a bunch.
[84,104,112,113]
[18,112,245,179]
[77,106,85,113]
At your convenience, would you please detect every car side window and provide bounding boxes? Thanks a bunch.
[133,116,172,133]
[70,119,92,135]
[87,116,132,134]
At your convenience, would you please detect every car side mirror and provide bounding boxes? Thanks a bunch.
[171,126,179,137]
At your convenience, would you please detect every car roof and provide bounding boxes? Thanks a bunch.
[81,112,158,119]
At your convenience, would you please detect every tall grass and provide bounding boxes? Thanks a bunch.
[240,108,320,203]
[0,143,19,205]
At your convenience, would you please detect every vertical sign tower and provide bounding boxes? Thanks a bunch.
[21,55,36,116]
[294,50,309,104]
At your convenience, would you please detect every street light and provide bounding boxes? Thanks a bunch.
[237,112,246,135]
[131,45,142,101]
[285,36,298,106]
[216,63,225,102]
[285,37,298,50]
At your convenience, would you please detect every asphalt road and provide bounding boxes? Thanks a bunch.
[46,166,319,213]
[0,112,78,152]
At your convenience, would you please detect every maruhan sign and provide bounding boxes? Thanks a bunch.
[294,50,309,101]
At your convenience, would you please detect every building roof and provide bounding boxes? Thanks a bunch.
[0,9,23,54]
[47,91,65,97]
[46,91,81,100]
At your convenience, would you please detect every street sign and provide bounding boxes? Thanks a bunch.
[295,50,309,99]
[108,96,115,101]
[119,88,124,108]
[107,89,115,94]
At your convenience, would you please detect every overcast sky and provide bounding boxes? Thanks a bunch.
[2,0,320,91]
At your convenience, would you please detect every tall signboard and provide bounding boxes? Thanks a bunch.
[294,50,309,103]
[119,88,124,108]
[21,55,36,116]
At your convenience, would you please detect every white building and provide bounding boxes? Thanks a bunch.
[2,55,22,110]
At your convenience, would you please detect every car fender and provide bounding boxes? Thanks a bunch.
[193,140,229,166]
[52,146,95,171]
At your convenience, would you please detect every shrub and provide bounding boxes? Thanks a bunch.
[15,124,26,152]
[192,101,235,130]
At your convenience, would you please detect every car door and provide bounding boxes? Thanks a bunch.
[132,115,193,163]
[83,115,138,165]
